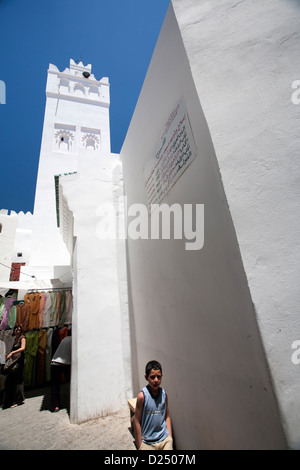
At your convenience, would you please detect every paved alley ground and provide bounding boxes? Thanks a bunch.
[0,384,136,450]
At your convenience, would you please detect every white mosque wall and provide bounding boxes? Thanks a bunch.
[0,211,18,281]
[12,210,33,265]
[59,151,132,423]
[0,209,33,282]
[172,0,300,449]
[121,3,287,449]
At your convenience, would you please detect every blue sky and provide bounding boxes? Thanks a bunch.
[0,0,170,213]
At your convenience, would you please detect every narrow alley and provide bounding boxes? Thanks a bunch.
[0,384,136,450]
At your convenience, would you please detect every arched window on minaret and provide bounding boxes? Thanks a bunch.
[60,134,70,151]
[74,83,85,96]
[54,128,75,153]
[81,131,100,151]
[86,137,95,149]
[59,78,69,94]
[89,85,99,97]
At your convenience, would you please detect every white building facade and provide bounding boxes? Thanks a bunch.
[121,0,300,450]
[0,210,18,282]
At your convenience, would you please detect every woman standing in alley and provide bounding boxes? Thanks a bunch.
[2,324,26,409]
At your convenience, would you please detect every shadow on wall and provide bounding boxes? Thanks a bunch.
[121,2,288,449]
[125,237,139,396]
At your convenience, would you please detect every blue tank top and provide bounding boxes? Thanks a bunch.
[140,386,169,444]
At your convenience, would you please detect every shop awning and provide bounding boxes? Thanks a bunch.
[0,278,70,296]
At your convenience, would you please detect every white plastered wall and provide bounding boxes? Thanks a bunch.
[121,3,287,449]
[172,0,300,449]
[59,151,132,423]
[0,211,18,281]
[12,211,33,264]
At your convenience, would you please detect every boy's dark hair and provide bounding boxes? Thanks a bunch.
[145,360,162,378]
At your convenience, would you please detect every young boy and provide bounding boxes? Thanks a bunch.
[134,360,173,450]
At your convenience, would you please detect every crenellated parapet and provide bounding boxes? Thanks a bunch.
[0,209,33,217]
[46,58,110,107]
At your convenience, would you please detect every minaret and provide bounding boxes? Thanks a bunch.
[30,59,110,267]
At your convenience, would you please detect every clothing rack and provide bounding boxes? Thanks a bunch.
[26,288,72,292]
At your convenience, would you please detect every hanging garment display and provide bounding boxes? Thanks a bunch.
[38,293,46,329]
[0,289,72,391]
[36,329,47,386]
[0,297,15,330]
[0,297,6,323]
[65,290,72,325]
[16,302,30,331]
[0,330,14,357]
[45,328,54,383]
[23,330,39,388]
[25,293,41,330]
[42,293,52,328]
[49,292,57,327]
[0,339,6,364]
